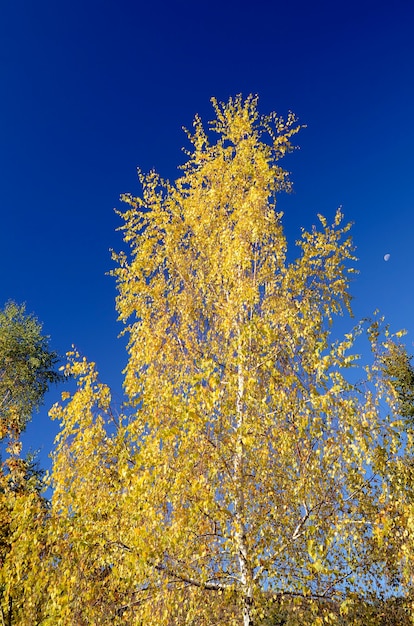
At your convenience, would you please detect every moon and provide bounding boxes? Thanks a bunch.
[384,253,391,262]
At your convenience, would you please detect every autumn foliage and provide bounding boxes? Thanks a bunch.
[2,97,414,625]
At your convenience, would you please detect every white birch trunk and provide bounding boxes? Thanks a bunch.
[234,328,254,626]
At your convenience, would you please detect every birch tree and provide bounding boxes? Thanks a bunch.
[44,96,411,625]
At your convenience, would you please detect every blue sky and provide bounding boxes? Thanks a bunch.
[1,0,413,469]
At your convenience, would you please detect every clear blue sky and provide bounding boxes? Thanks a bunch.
[1,0,413,469]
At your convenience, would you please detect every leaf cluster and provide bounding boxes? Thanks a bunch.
[0,301,63,439]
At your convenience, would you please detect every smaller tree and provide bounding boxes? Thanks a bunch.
[380,342,414,422]
[372,342,414,607]
[0,301,62,625]
[0,301,62,440]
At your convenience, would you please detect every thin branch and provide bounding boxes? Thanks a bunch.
[292,502,310,540]
[320,571,353,598]
[154,562,228,591]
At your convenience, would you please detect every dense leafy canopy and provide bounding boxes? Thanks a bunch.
[0,301,61,440]
[1,98,414,625]
[381,342,414,421]
[0,301,62,625]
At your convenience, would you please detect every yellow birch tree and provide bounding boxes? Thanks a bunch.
[42,96,412,625]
